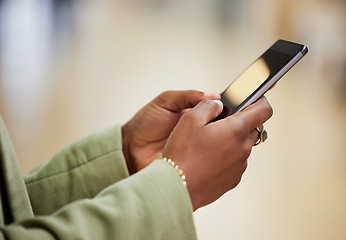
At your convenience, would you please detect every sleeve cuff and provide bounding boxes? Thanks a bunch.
[94,160,197,239]
[24,124,129,215]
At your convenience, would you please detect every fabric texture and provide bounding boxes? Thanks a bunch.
[0,116,197,240]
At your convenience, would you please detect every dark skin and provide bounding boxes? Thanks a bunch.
[122,90,273,211]
[122,90,221,174]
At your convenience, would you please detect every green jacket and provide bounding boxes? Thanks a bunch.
[0,116,196,239]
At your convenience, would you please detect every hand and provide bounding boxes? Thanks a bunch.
[122,90,220,175]
[163,97,273,211]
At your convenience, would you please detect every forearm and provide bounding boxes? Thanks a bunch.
[2,161,196,240]
[24,125,129,215]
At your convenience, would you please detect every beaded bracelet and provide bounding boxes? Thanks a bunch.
[163,158,186,187]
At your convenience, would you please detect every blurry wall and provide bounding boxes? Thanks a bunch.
[1,0,346,239]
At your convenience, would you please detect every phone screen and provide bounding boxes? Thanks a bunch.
[219,40,307,117]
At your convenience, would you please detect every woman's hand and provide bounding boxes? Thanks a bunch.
[163,97,273,211]
[122,90,220,175]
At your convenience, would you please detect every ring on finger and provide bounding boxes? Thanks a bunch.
[254,127,268,146]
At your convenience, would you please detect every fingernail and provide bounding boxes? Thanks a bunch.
[213,100,223,108]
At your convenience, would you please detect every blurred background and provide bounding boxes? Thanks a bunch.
[0,0,345,239]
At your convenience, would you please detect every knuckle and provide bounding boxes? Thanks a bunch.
[263,102,274,118]
[234,152,248,171]
[158,91,171,99]
[241,160,248,173]
[244,147,252,159]
[156,91,170,104]
[258,98,273,119]
[239,144,252,162]
[181,110,199,123]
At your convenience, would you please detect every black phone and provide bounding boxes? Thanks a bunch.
[218,39,308,118]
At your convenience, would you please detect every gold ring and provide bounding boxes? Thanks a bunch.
[254,127,268,146]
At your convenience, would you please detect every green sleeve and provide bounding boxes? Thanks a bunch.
[0,161,197,240]
[24,125,129,215]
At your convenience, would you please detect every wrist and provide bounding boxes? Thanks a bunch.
[162,158,186,187]
[162,156,200,211]
[121,124,136,175]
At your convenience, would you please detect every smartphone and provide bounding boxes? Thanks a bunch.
[218,39,308,118]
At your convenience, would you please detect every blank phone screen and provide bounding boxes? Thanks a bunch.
[220,49,297,115]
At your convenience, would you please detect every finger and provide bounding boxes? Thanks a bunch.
[184,100,223,126]
[232,97,273,132]
[249,125,263,145]
[256,125,264,132]
[155,90,221,112]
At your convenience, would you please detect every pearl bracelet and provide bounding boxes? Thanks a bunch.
[163,158,186,187]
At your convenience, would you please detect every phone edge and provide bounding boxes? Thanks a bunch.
[232,47,307,114]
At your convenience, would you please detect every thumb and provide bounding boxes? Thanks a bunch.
[186,100,224,126]
[155,90,220,112]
